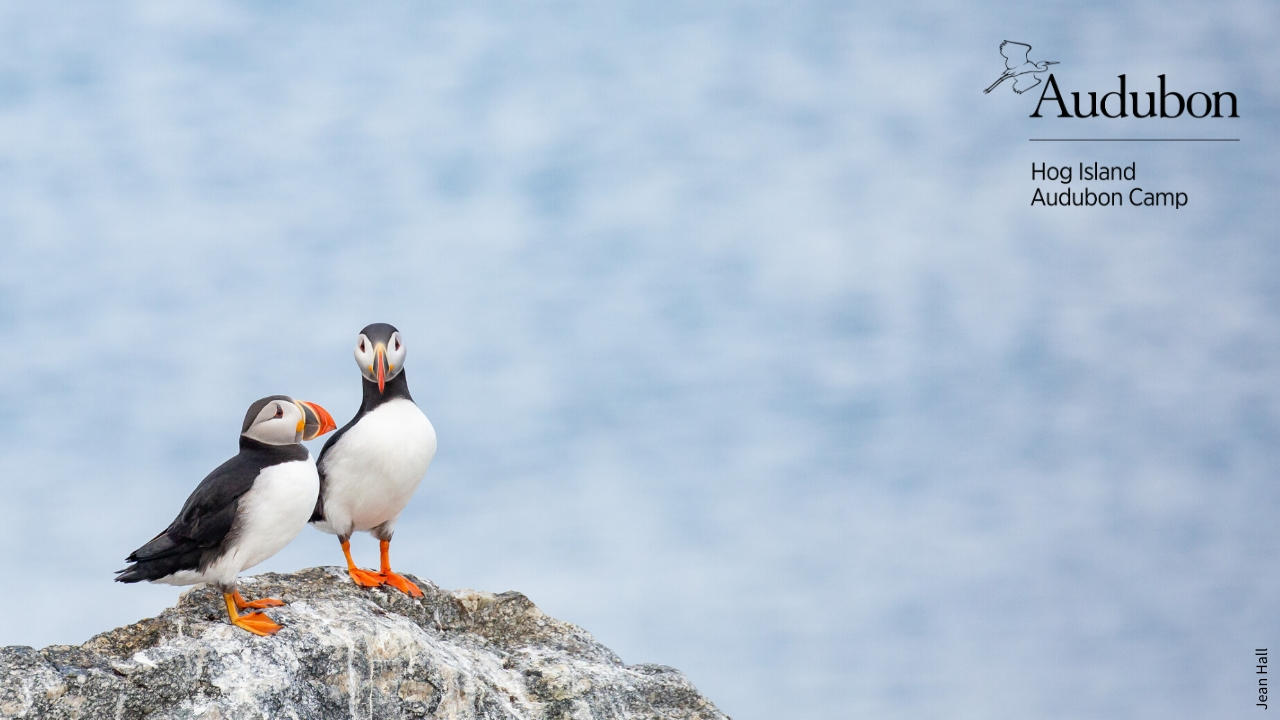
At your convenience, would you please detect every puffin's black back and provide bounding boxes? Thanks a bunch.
[115,439,307,583]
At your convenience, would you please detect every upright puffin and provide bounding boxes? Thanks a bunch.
[116,396,337,636]
[311,323,437,597]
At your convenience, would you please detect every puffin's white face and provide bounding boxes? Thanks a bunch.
[354,329,406,393]
[243,399,306,445]
[241,396,337,446]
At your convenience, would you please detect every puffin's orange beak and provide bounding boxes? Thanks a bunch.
[375,345,387,393]
[299,401,337,440]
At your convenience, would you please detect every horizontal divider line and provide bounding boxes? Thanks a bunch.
[1028,138,1240,142]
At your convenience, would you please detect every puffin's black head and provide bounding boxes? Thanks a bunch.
[241,395,338,445]
[354,323,407,394]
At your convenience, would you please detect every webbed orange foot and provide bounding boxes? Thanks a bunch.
[232,611,282,636]
[348,567,387,588]
[223,592,282,636]
[341,538,387,588]
[377,538,423,597]
[382,570,423,597]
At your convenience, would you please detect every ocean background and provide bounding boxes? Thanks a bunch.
[1,2,1278,718]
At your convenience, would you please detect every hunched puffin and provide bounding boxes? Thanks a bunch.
[116,396,337,636]
[311,323,437,597]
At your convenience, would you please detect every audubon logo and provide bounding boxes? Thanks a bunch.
[983,39,1240,119]
[984,41,1058,95]
[985,41,1237,211]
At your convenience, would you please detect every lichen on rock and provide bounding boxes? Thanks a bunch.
[0,567,728,719]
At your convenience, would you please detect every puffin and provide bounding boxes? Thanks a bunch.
[116,395,337,636]
[311,323,437,597]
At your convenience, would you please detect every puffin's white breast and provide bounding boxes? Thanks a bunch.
[230,456,320,569]
[318,398,436,535]
[158,456,319,587]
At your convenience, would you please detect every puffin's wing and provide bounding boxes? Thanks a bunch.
[115,453,261,582]
[999,41,1032,69]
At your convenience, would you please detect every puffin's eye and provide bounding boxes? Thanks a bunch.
[359,340,366,352]
[393,336,401,351]
[274,405,283,419]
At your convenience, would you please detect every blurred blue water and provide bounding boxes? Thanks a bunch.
[1,2,1278,718]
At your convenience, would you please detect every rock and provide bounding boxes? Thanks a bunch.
[0,567,728,719]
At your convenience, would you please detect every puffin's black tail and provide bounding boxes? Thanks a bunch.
[114,565,151,583]
[115,530,201,583]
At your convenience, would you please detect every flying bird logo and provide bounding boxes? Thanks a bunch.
[984,40,1058,94]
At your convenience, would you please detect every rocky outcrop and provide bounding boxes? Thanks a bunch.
[0,567,727,719]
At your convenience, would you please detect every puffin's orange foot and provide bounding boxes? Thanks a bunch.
[233,590,285,610]
[232,611,282,636]
[348,567,387,588]
[382,570,423,597]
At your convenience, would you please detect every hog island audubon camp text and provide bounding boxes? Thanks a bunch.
[1030,162,1187,209]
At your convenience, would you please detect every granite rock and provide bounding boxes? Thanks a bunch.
[0,567,727,719]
